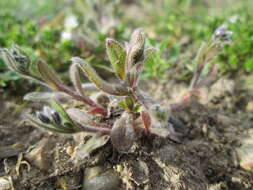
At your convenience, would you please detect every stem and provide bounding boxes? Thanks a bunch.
[76,122,111,135]
[58,85,107,114]
[90,121,112,129]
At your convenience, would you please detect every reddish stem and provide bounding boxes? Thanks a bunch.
[76,122,111,135]
[58,85,107,115]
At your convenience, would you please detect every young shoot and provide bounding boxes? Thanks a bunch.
[0,25,232,153]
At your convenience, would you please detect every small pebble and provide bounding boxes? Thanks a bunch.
[83,167,120,190]
[236,130,253,171]
[246,101,253,111]
[66,146,75,157]
[0,177,11,190]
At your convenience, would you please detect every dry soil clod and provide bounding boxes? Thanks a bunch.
[83,166,121,190]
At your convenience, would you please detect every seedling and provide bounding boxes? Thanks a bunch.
[0,25,232,155]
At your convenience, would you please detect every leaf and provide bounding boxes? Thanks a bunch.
[67,108,109,128]
[74,57,130,96]
[66,108,93,125]
[133,105,142,112]
[106,38,126,80]
[24,92,70,103]
[0,49,20,73]
[69,63,85,96]
[26,114,75,134]
[1,44,31,76]
[143,47,157,65]
[118,100,128,110]
[72,134,110,163]
[36,60,63,89]
[125,97,134,111]
[110,113,135,152]
[50,100,76,128]
[118,97,135,111]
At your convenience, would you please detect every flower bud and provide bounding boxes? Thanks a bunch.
[36,111,51,124]
[11,44,30,70]
[50,109,62,125]
[212,24,233,43]
[37,106,62,125]
[127,28,145,69]
[0,44,30,75]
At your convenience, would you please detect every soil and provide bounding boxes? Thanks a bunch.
[1,77,253,190]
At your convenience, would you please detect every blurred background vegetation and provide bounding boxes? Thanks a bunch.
[0,0,252,93]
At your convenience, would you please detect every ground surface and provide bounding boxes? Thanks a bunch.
[1,77,253,190]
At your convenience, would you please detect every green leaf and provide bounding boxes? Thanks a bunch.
[26,114,75,134]
[74,57,130,96]
[125,97,134,111]
[36,60,63,89]
[69,63,84,96]
[106,38,126,80]
[118,100,128,110]
[143,47,157,65]
[50,99,76,128]
[0,49,22,74]
[133,105,142,112]
[118,97,135,111]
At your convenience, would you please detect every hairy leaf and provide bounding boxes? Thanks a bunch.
[127,28,145,69]
[37,60,63,89]
[73,57,131,96]
[118,97,135,111]
[110,113,135,152]
[69,62,85,96]
[50,100,76,128]
[72,134,110,163]
[143,47,157,65]
[26,114,75,134]
[24,92,70,103]
[106,38,126,80]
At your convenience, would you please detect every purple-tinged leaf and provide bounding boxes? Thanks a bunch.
[69,63,85,96]
[110,113,135,152]
[67,108,110,128]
